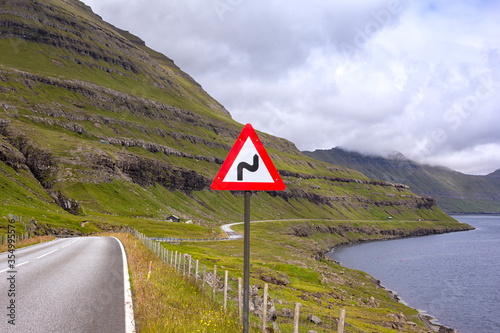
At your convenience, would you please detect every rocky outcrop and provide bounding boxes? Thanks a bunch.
[115,152,211,192]
[50,191,81,215]
[288,222,474,262]
[248,285,278,322]
[259,271,290,286]
[279,170,410,189]
[104,137,225,164]
[0,121,57,188]
[0,136,27,172]
[272,186,437,211]
[289,223,473,240]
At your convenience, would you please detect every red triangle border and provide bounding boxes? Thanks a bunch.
[211,124,286,191]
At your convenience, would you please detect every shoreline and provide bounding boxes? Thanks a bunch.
[418,314,455,333]
[378,281,456,333]
[330,255,457,332]
[326,227,472,333]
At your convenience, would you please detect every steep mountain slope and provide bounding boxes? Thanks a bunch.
[0,0,454,230]
[304,147,500,214]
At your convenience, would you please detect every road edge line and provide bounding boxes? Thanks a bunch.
[112,236,136,333]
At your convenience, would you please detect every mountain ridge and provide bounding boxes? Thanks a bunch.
[303,147,500,214]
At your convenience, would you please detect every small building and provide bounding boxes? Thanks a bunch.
[166,215,180,222]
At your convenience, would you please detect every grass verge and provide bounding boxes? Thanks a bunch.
[112,232,244,333]
[0,235,55,253]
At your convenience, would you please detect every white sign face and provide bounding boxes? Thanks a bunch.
[223,138,274,183]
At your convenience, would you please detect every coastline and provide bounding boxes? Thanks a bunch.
[330,255,458,333]
[331,254,457,333]
[227,218,473,331]
[379,281,456,333]
[326,226,474,333]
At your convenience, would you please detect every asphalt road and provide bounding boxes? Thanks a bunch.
[0,236,131,333]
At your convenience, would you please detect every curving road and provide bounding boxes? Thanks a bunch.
[220,218,334,240]
[221,222,244,239]
[0,236,134,333]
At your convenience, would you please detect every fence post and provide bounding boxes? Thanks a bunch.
[202,266,206,292]
[178,253,182,272]
[293,303,301,333]
[212,265,217,301]
[223,270,228,312]
[195,260,199,283]
[262,283,268,332]
[338,309,346,333]
[238,277,243,326]
[174,251,178,270]
[170,250,174,267]
[188,255,192,278]
[182,254,186,277]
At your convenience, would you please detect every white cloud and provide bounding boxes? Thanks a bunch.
[83,0,500,175]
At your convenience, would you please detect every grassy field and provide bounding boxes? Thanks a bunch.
[155,218,471,332]
[0,218,469,332]
[112,232,244,333]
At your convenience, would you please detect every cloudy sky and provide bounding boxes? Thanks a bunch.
[83,0,500,175]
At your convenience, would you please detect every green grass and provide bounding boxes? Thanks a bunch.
[114,232,244,332]
[155,218,471,332]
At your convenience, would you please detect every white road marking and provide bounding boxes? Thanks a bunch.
[61,239,78,248]
[112,237,136,333]
[37,249,58,259]
[0,261,29,272]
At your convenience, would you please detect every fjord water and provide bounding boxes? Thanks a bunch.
[328,215,500,333]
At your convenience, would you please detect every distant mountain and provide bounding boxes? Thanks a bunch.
[303,148,500,214]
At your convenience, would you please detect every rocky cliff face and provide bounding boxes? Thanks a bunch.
[0,0,452,223]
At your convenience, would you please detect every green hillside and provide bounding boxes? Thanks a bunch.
[0,0,456,236]
[304,147,500,214]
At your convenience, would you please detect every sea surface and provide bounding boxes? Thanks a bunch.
[327,215,500,333]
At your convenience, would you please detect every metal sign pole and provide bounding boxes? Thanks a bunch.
[210,124,285,332]
[243,190,251,333]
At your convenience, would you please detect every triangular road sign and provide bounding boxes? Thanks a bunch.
[211,124,286,191]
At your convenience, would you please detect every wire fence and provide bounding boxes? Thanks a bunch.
[150,236,231,243]
[0,214,32,245]
[133,229,369,333]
